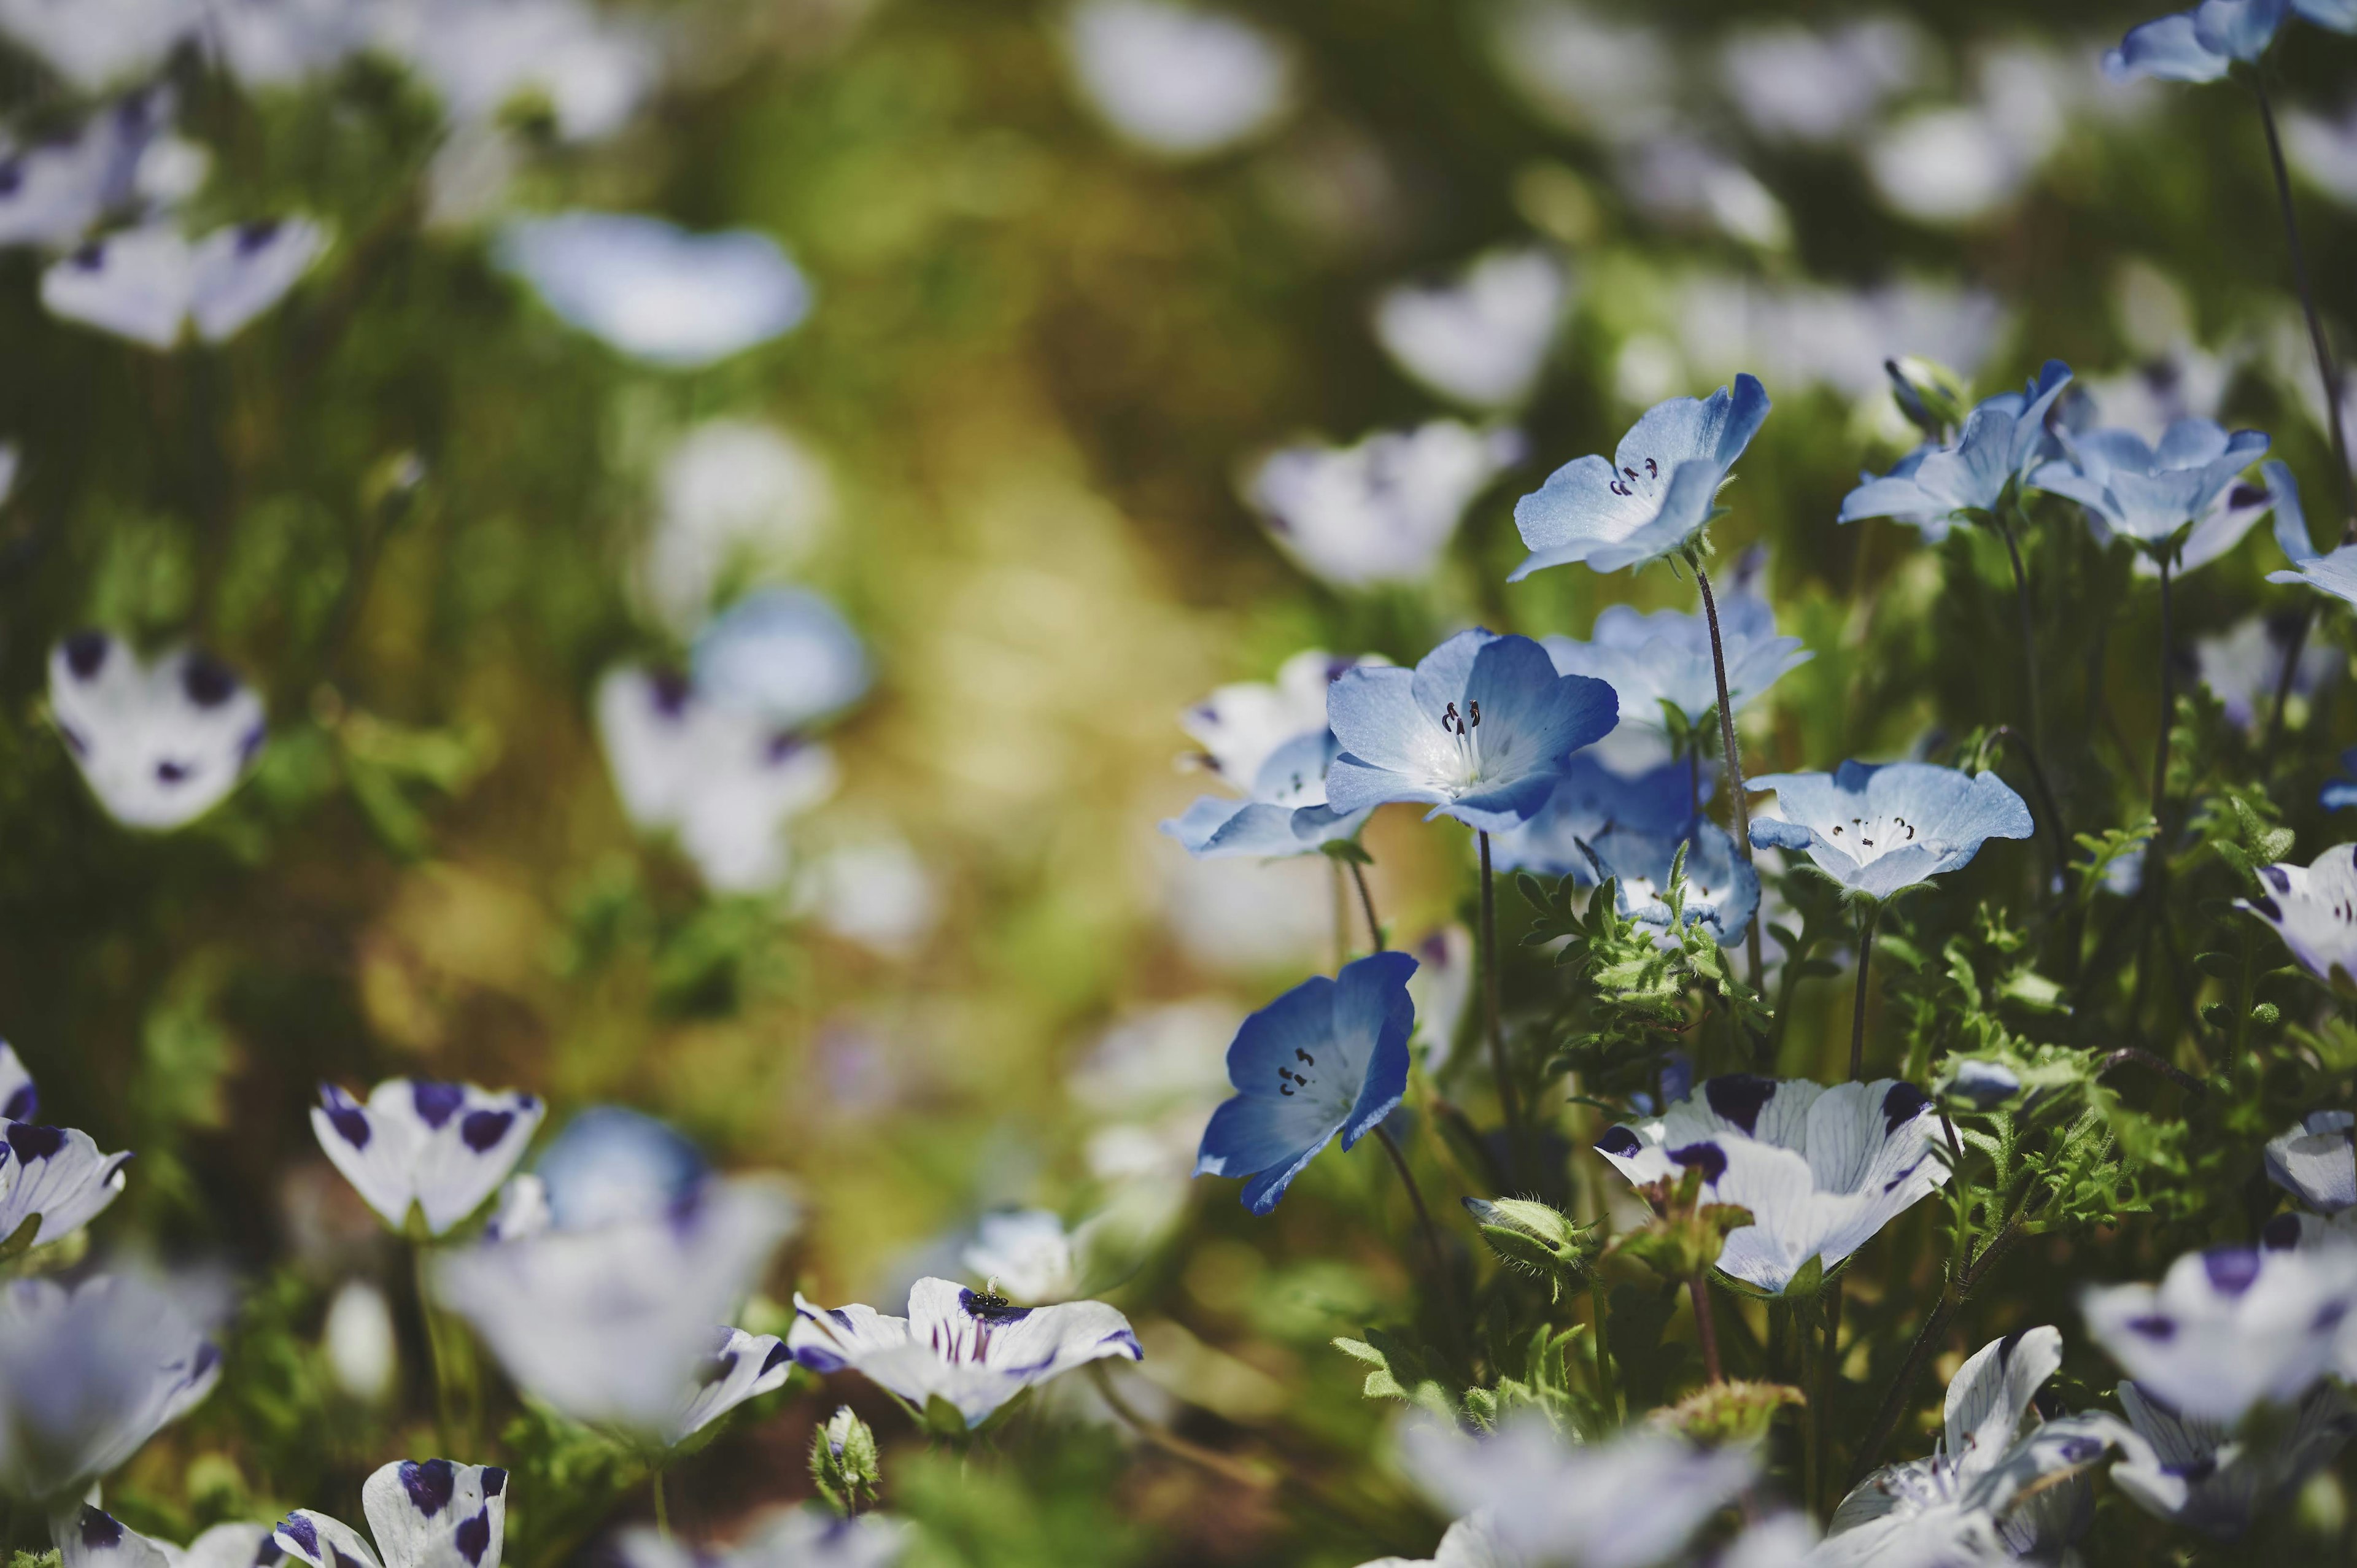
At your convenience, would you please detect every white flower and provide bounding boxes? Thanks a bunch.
[673,1324,793,1445]
[611,1510,908,1568]
[0,1271,223,1500]
[690,589,870,733]
[1355,1515,1519,1568]
[1405,925,1473,1069]
[2283,97,2357,209]
[1717,20,1921,146]
[793,838,940,958]
[2196,613,2334,731]
[962,1210,1078,1305]
[275,1459,507,1568]
[1400,1415,1755,1568]
[373,0,656,143]
[495,212,809,369]
[642,422,832,635]
[48,634,266,831]
[0,1119,132,1251]
[2111,1379,2357,1539]
[1179,648,1371,789]
[58,1507,269,1568]
[42,219,327,349]
[1595,1074,1949,1295]
[1244,421,1522,590]
[323,1280,397,1405]
[0,1043,34,1124]
[2083,1245,2357,1424]
[434,1175,797,1434]
[311,1077,544,1237]
[1618,137,1789,250]
[1373,249,1566,412]
[1485,2,1672,141]
[787,1276,1142,1429]
[2240,845,2357,993]
[597,666,840,895]
[1062,1,1291,160]
[0,87,180,251]
[2267,1110,2357,1216]
[1821,1327,2138,1567]
[0,0,203,90]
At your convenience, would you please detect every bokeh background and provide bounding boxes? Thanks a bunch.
[6,0,2357,1563]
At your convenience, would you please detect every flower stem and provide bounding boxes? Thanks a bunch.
[651,1465,670,1542]
[1087,1362,1274,1489]
[1849,1220,2024,1485]
[1689,1272,1724,1385]
[1816,1276,1846,1516]
[1992,511,2046,754]
[1374,1121,1452,1304]
[2255,75,2357,540]
[1350,860,1385,953]
[1591,1271,1619,1423]
[1987,727,2069,887]
[413,1241,459,1456]
[1330,857,1349,971]
[1695,565,1763,991]
[1477,831,1528,1181]
[2153,554,2175,827]
[1849,905,1881,1081]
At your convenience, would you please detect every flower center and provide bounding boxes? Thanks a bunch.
[1444,699,1483,787]
[1607,455,1663,502]
[1827,813,1918,865]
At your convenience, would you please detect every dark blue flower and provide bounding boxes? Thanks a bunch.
[1325,629,1619,832]
[1194,952,1416,1214]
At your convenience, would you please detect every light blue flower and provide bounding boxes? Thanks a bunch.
[1839,361,2073,527]
[1161,728,1371,858]
[1194,951,1415,1214]
[1541,547,1808,773]
[530,1105,708,1231]
[1586,820,1761,943]
[2104,0,2290,83]
[1748,760,2034,901]
[2266,458,2357,609]
[2322,748,2357,811]
[1508,374,1771,579]
[495,212,810,369]
[1325,630,1619,832]
[2030,418,2269,556]
[1488,755,1702,879]
[690,587,870,730]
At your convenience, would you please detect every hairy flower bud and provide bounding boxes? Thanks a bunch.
[1462,1197,1596,1299]
[811,1405,881,1516]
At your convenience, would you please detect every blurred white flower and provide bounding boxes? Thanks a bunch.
[1354,1515,1518,1568]
[1864,41,2098,226]
[672,1324,792,1443]
[2195,615,2335,732]
[1159,848,1333,975]
[373,0,657,142]
[2083,1245,2357,1424]
[41,218,327,349]
[643,421,834,634]
[322,1281,397,1405]
[1718,19,1922,146]
[1487,1,1673,141]
[0,87,180,251]
[1178,648,1371,788]
[612,1510,907,1568]
[962,1209,1078,1303]
[47,633,268,832]
[1373,248,1567,411]
[2285,99,2357,207]
[1062,1,1291,160]
[1243,420,1521,590]
[1070,1000,1239,1119]
[2111,1378,2357,1539]
[1619,136,1789,250]
[0,0,203,90]
[792,837,940,958]
[1405,924,1472,1068]
[1673,275,2003,403]
[691,588,871,732]
[202,0,371,88]
[495,212,809,369]
[59,1507,269,1568]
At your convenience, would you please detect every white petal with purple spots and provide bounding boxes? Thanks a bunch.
[0,1118,131,1247]
[671,1324,794,1442]
[309,1078,543,1237]
[2266,1110,2357,1216]
[360,1458,508,1568]
[47,634,267,832]
[0,1270,223,1499]
[0,1042,37,1124]
[2083,1245,2357,1424]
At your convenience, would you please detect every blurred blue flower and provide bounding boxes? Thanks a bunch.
[532,1105,708,1232]
[691,587,870,731]
[1585,819,1761,944]
[1509,374,1770,579]
[1325,629,1618,832]
[1195,951,1415,1214]
[1948,1058,2023,1108]
[2322,749,2357,811]
[1487,755,1701,879]
[1749,760,2034,901]
[0,1272,222,1501]
[2266,458,2357,609]
[2031,418,2269,557]
[495,212,810,369]
[2104,0,2289,83]
[1161,729,1369,858]
[1839,361,2072,526]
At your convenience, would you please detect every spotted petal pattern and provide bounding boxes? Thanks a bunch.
[48,633,267,832]
[311,1078,543,1237]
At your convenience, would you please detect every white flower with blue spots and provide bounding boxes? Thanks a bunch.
[1509,373,1770,579]
[0,1270,222,1500]
[1822,1327,2145,1568]
[495,213,809,369]
[1840,361,2073,530]
[310,1078,543,1238]
[275,1459,506,1568]
[2082,1244,2357,1424]
[788,1276,1142,1430]
[2111,1378,2357,1539]
[1747,762,2033,903]
[0,1043,126,1251]
[672,1324,795,1444]
[2238,844,2357,993]
[2030,417,2269,557]
[1325,630,1619,833]
[57,1507,269,1568]
[0,1045,33,1124]
[0,86,180,250]
[1195,951,1415,1215]
[48,633,266,832]
[1595,1074,1950,1295]
[1399,1415,1755,1568]
[42,218,327,349]
[1353,1515,1517,1568]
[2267,1110,2357,1219]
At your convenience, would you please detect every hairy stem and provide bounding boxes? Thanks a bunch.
[2153,554,2175,827]
[1350,860,1385,953]
[1478,832,1527,1180]
[1592,1271,1619,1423]
[1374,1122,1453,1311]
[1690,1272,1724,1385]
[1849,905,1881,1081]
[1695,564,1764,991]
[651,1467,670,1543]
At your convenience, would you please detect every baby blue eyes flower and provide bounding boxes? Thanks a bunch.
[2030,418,2269,555]
[1509,373,1769,579]
[2266,458,2357,609]
[47,633,268,832]
[1486,754,1700,880]
[1195,951,1415,1214]
[1164,727,1370,860]
[1585,821,1760,944]
[1325,630,1619,832]
[2111,1379,2357,1539]
[690,588,871,732]
[2266,1110,2357,1218]
[2238,844,2357,992]
[1838,360,2072,527]
[2105,0,2290,83]
[1748,760,2033,902]
[274,1459,508,1568]
[61,1508,272,1568]
[2082,1245,2357,1424]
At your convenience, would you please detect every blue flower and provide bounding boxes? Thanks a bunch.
[690,587,870,731]
[2322,748,2357,812]
[1541,547,1808,773]
[531,1105,709,1230]
[494,212,810,369]
[2266,458,2357,609]
[1748,760,2034,901]
[1488,754,1701,879]
[2030,418,2269,556]
[1194,951,1415,1214]
[1586,820,1761,943]
[1325,629,1619,832]
[1838,361,2072,527]
[1509,374,1771,579]
[2105,0,2290,83]
[1161,729,1370,858]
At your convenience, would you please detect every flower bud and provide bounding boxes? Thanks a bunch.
[811,1405,881,1516]
[1884,355,1971,438]
[1462,1197,1596,1299]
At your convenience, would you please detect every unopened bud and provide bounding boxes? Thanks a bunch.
[1462,1197,1596,1299]
[1884,355,1970,439]
[811,1405,881,1516]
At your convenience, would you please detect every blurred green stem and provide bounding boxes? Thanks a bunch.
[1848,905,1880,1080]
[1331,859,1348,971]
[1689,1273,1723,1385]
[651,1466,670,1542]
[2153,555,2174,826]
[1373,1123,1457,1337]
[1816,1276,1846,1516]
[2254,74,2356,537]
[1590,1272,1619,1423]
[1477,831,1527,1183]
[1350,860,1384,953]
[1694,565,1764,991]
[1086,1362,1272,1489]
[412,1241,460,1456]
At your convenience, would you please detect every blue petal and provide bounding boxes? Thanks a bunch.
[2191,0,2289,60]
[2296,0,2357,27]
[1326,664,1437,780]
[1160,797,1315,858]
[2268,460,2315,563]
[1196,1094,1335,1213]
[1463,636,1618,779]
[1333,950,1417,1149]
[691,588,870,728]
[1837,470,1943,525]
[2104,13,2233,81]
[1712,374,1772,470]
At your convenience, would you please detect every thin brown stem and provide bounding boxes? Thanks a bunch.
[2256,76,2357,540]
[2153,554,2175,827]
[1374,1122,1452,1299]
[1695,564,1765,991]
[1690,1273,1724,1385]
[1088,1363,1274,1489]
[1850,1221,2025,1483]
[1350,860,1385,953]
[1849,905,1881,1081]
